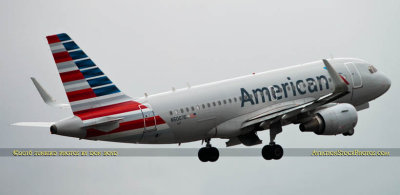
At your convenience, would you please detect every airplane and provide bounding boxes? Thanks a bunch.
[13,33,391,162]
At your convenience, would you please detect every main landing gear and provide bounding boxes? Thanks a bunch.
[198,139,219,162]
[262,123,284,160]
[198,123,285,162]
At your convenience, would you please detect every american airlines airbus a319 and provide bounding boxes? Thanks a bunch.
[14,33,391,162]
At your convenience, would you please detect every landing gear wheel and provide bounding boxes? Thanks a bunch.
[198,147,208,162]
[271,144,283,160]
[198,139,219,162]
[198,147,219,162]
[262,145,273,160]
[262,122,284,160]
[262,144,284,160]
[208,147,219,162]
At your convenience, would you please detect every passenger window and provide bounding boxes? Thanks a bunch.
[191,106,195,111]
[186,107,189,112]
[213,102,216,106]
[218,101,221,105]
[207,103,211,107]
[234,97,237,102]
[174,110,178,115]
[228,99,232,103]
[223,100,227,104]
[180,108,184,113]
[196,105,200,110]
[239,96,242,101]
[202,104,206,109]
[169,111,173,115]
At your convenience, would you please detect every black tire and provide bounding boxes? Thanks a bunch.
[271,145,284,160]
[262,145,273,160]
[198,147,208,162]
[208,147,219,162]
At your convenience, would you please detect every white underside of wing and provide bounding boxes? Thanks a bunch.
[11,122,54,127]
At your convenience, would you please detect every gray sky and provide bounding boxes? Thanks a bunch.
[1,0,399,194]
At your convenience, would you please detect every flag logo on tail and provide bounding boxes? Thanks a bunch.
[46,33,169,139]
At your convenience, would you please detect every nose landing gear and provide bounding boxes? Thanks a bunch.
[343,129,354,136]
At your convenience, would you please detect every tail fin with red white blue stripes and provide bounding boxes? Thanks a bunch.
[46,33,143,121]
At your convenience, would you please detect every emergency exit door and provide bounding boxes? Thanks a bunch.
[139,104,157,132]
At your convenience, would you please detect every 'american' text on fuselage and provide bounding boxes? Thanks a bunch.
[240,75,330,107]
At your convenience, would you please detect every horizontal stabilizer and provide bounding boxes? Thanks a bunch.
[83,117,123,132]
[31,77,70,109]
[11,122,54,127]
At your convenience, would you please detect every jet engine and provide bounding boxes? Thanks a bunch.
[299,103,358,135]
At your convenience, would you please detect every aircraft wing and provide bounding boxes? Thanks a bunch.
[241,59,349,129]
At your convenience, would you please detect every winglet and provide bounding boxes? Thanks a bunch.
[31,77,69,108]
[322,59,349,93]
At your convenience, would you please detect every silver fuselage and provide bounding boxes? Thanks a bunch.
[85,58,390,144]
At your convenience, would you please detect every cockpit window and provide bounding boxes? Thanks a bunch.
[368,65,378,73]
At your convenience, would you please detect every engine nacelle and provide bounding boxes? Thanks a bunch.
[299,103,358,135]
